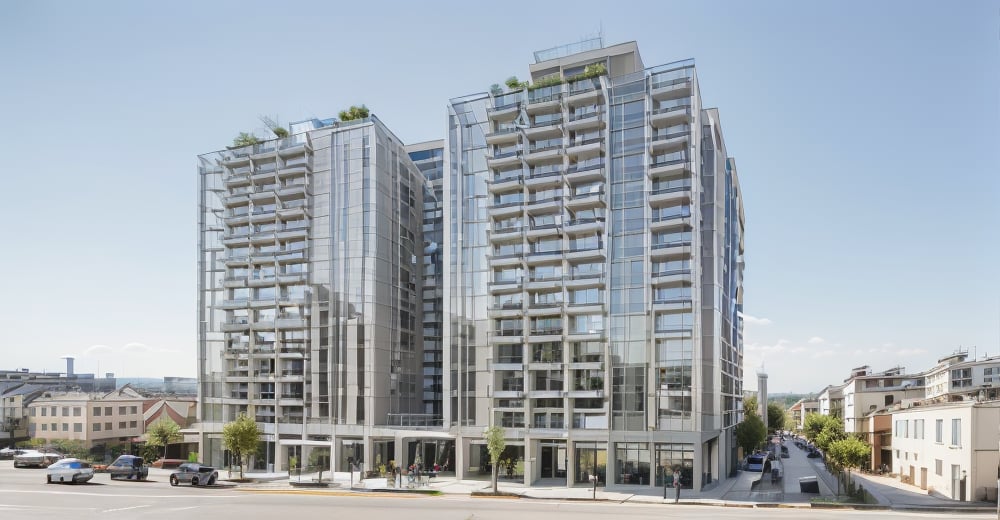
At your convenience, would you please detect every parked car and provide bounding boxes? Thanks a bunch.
[745,454,766,472]
[0,448,21,460]
[807,449,822,459]
[108,455,148,481]
[169,463,219,487]
[46,458,94,484]
[14,450,46,468]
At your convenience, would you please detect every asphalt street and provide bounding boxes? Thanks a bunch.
[0,460,988,519]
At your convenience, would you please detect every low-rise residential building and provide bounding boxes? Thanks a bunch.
[890,400,1000,501]
[841,366,924,434]
[27,386,147,448]
[0,383,47,446]
[788,397,818,431]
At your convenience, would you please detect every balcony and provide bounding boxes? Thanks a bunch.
[650,240,693,260]
[489,225,523,242]
[565,137,604,159]
[649,129,690,155]
[523,119,563,140]
[526,194,562,214]
[563,218,604,235]
[224,210,251,226]
[222,318,251,332]
[491,357,524,371]
[649,182,692,207]
[277,162,312,178]
[652,268,693,286]
[248,208,276,224]
[523,141,563,164]
[648,159,693,180]
[487,101,520,121]
[488,279,522,294]
[494,389,525,399]
[564,243,604,262]
[224,254,249,267]
[248,273,277,287]
[219,298,250,310]
[565,78,603,106]
[277,201,310,220]
[276,315,307,330]
[653,296,694,313]
[650,105,692,128]
[492,328,524,339]
[525,249,563,265]
[525,87,562,114]
[487,149,522,169]
[276,225,308,241]
[277,136,312,156]
[650,77,692,101]
[251,167,277,183]
[524,169,563,188]
[250,184,278,202]
[222,149,252,167]
[250,232,277,246]
[488,251,524,268]
[526,222,560,239]
[528,327,563,341]
[222,231,251,247]
[251,142,278,160]
[527,301,563,316]
[277,249,308,264]
[488,303,523,319]
[565,162,605,184]
[565,302,604,315]
[277,271,307,284]
[252,318,276,329]
[223,275,247,288]
[277,183,311,200]
[563,272,605,290]
[487,172,523,193]
[564,188,605,211]
[565,110,605,132]
[489,200,524,219]
[567,388,604,399]
[485,127,519,146]
[649,211,691,232]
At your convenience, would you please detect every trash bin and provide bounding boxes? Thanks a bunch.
[799,476,819,493]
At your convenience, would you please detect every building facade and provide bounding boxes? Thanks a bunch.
[26,386,146,448]
[195,39,746,488]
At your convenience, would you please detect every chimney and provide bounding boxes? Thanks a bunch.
[62,356,75,377]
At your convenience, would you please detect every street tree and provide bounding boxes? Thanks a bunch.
[146,419,182,460]
[734,413,766,456]
[222,413,261,480]
[483,425,506,494]
[743,395,759,417]
[767,402,786,432]
[827,436,870,472]
[815,420,847,452]
[803,413,840,443]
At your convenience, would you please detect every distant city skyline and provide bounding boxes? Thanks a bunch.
[1,1,997,392]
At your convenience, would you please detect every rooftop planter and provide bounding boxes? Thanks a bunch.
[338,105,370,122]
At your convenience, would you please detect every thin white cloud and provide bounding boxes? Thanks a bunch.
[808,337,825,345]
[746,339,791,354]
[741,314,772,326]
[81,344,113,356]
[80,342,177,357]
[813,349,835,359]
[895,348,927,356]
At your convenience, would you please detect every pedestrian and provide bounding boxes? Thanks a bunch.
[673,469,682,503]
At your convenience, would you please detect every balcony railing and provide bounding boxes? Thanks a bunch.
[530,328,563,336]
[494,329,523,337]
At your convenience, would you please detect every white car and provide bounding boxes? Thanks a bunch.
[14,450,45,468]
[46,458,94,484]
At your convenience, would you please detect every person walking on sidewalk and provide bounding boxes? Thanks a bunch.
[673,469,682,503]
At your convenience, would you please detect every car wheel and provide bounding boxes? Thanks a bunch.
[170,475,178,486]
[46,475,52,484]
[207,476,216,486]
[191,476,199,486]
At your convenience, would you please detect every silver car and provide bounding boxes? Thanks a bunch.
[169,463,219,487]
[14,449,45,468]
[46,458,94,484]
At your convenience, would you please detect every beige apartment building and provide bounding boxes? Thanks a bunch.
[27,386,147,448]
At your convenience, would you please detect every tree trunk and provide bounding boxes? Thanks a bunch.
[492,460,498,494]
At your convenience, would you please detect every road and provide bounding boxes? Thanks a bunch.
[0,461,987,519]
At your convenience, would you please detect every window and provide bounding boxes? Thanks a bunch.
[129,421,137,428]
[118,406,126,415]
[50,407,56,416]
[935,459,943,476]
[951,418,961,446]
[914,419,924,440]
[935,419,943,443]
[104,407,112,416]
[62,407,69,416]
[118,422,126,429]
[41,423,47,431]
[30,408,35,417]
[895,419,908,438]
[129,406,137,415]
[41,408,47,417]
[73,407,81,417]
[93,424,101,432]
[104,422,112,431]
[62,423,68,432]
[93,407,101,416]
[73,424,82,433]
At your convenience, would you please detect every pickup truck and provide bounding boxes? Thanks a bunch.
[108,455,149,481]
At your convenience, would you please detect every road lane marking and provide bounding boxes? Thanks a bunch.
[102,505,151,513]
[0,489,234,498]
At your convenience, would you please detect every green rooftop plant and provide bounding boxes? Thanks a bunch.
[504,76,528,91]
[490,83,503,96]
[338,105,370,121]
[260,115,289,138]
[232,132,260,148]
[528,75,564,91]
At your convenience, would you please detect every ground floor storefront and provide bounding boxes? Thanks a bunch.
[197,424,737,491]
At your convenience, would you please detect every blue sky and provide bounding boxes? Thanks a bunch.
[1,1,997,392]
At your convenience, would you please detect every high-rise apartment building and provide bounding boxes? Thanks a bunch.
[196,38,744,490]
[197,116,427,471]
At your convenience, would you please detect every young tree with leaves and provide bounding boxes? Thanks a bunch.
[483,425,505,494]
[146,419,182,460]
[767,402,786,433]
[222,413,261,480]
[734,413,767,456]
